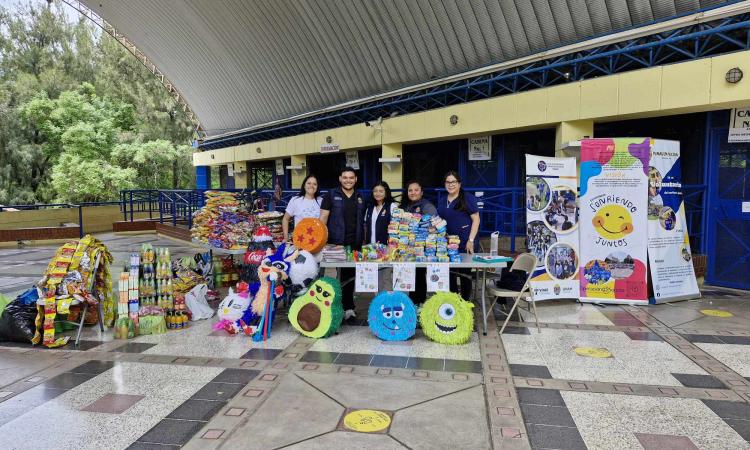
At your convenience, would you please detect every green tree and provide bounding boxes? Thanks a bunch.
[111,140,194,190]
[0,1,196,205]
[50,153,136,203]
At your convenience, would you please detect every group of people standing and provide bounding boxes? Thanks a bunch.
[281,167,480,322]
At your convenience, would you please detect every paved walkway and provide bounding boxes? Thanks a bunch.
[0,233,748,449]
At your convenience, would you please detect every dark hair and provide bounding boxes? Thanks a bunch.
[297,174,320,199]
[370,181,393,206]
[340,166,357,177]
[444,171,469,213]
[400,180,423,209]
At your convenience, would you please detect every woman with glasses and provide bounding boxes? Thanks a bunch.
[400,180,437,304]
[438,171,480,299]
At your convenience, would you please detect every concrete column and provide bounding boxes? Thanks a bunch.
[234,162,248,189]
[290,154,307,188]
[381,143,403,190]
[555,120,594,157]
[556,120,593,183]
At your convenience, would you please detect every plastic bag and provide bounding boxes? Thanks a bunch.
[16,288,39,306]
[0,299,39,343]
[185,284,214,321]
[138,315,167,335]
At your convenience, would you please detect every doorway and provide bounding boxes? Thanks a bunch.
[705,129,750,290]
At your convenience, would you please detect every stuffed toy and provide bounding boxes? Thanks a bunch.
[249,243,298,341]
[286,248,320,297]
[419,292,474,345]
[288,277,343,338]
[213,282,253,334]
[368,291,417,341]
[292,218,328,254]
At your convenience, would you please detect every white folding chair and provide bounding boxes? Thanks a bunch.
[485,253,539,334]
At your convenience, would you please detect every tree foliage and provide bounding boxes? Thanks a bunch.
[0,1,195,204]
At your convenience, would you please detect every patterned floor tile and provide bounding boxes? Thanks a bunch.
[82,393,145,414]
[671,373,726,389]
[502,328,708,386]
[510,364,553,379]
[137,418,205,446]
[563,391,748,449]
[694,343,750,377]
[634,433,699,450]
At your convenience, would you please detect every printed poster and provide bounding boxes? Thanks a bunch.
[426,263,449,292]
[579,138,650,304]
[647,140,700,303]
[525,155,579,300]
[355,263,378,292]
[392,263,416,291]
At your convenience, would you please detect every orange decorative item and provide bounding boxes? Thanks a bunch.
[292,218,328,254]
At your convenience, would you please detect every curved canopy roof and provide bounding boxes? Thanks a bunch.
[83,0,732,138]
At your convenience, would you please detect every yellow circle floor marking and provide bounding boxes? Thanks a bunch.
[574,347,613,358]
[343,409,391,433]
[700,309,733,318]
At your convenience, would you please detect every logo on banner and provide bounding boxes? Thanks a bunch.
[537,160,547,172]
[553,285,561,295]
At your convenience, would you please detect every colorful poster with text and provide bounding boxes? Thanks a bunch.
[647,140,701,303]
[579,138,649,304]
[525,155,579,300]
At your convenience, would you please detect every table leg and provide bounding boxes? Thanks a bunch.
[481,269,487,335]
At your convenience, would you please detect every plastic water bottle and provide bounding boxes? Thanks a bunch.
[490,231,499,256]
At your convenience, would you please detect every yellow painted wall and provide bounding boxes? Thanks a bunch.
[381,144,403,189]
[194,50,750,167]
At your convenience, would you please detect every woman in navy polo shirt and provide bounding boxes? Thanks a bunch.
[438,171,480,299]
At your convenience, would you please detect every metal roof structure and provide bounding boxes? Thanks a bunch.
[78,0,736,140]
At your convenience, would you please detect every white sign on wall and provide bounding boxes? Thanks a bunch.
[468,136,491,160]
[320,143,340,153]
[275,159,284,176]
[729,107,750,142]
[345,151,360,169]
[227,163,234,177]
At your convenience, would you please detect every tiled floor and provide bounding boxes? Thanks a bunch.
[0,234,747,449]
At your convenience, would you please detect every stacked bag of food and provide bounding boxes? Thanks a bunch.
[190,191,255,249]
[255,211,284,245]
[386,209,450,262]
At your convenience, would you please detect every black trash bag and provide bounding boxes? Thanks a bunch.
[0,299,39,343]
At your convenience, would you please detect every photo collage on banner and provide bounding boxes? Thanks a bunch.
[525,155,579,300]
[647,140,701,302]
[579,138,650,304]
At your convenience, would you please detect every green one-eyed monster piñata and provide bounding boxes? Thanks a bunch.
[288,277,343,338]
[419,292,474,345]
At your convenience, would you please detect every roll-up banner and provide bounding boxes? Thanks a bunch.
[579,138,650,304]
[647,140,701,303]
[525,155,580,300]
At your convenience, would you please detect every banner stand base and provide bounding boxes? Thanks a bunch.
[580,298,649,306]
[650,292,702,305]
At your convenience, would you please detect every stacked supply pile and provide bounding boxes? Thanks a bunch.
[447,235,462,262]
[191,191,254,249]
[34,235,115,347]
[386,210,450,262]
[321,245,348,262]
[255,211,284,245]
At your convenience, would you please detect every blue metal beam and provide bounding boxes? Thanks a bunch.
[200,13,750,151]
